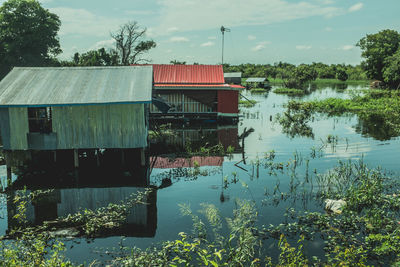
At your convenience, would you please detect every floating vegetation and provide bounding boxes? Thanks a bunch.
[239,99,257,108]
[273,88,306,96]
[250,87,269,93]
[286,90,400,140]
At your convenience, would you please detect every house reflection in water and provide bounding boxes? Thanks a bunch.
[150,124,241,155]
[6,186,157,238]
[5,149,157,238]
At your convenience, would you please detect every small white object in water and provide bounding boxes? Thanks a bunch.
[324,199,346,214]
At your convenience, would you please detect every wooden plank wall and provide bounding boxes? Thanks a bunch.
[52,104,147,149]
[9,107,29,150]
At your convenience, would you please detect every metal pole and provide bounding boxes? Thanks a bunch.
[222,30,224,65]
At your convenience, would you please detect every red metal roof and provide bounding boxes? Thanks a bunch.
[153,65,225,84]
[154,83,235,88]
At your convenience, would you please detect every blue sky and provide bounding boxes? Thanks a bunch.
[4,0,400,65]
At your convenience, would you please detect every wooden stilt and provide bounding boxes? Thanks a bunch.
[4,151,12,188]
[6,165,12,188]
[121,149,125,167]
[96,149,100,167]
[53,151,57,163]
[140,149,145,166]
[73,149,79,168]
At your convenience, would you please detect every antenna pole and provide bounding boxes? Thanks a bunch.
[221,26,230,65]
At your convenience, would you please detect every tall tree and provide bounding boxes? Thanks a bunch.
[357,29,400,81]
[110,21,156,65]
[0,0,61,78]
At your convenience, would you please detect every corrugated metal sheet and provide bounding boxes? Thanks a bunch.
[217,90,238,115]
[224,72,242,78]
[246,77,266,82]
[52,104,147,149]
[153,65,224,84]
[0,66,153,107]
[9,107,29,149]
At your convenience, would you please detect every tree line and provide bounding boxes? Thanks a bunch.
[0,0,156,79]
[0,0,399,89]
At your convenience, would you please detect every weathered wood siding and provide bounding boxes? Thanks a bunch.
[0,108,11,149]
[52,104,147,149]
[8,108,29,150]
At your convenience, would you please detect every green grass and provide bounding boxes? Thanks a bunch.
[239,99,257,107]
[273,88,305,95]
[312,78,370,85]
[250,87,268,92]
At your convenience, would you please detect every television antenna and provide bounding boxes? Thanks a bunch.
[220,26,230,65]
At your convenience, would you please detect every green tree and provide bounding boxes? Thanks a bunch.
[70,48,119,66]
[0,0,61,78]
[383,48,400,89]
[357,29,400,81]
[111,21,156,65]
[336,68,348,81]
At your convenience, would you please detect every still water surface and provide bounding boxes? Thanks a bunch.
[1,84,399,264]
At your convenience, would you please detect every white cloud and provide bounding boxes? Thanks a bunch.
[153,0,342,35]
[252,41,270,51]
[296,45,312,50]
[169,36,189,42]
[49,7,125,37]
[248,35,257,40]
[348,3,363,12]
[208,36,217,40]
[200,41,215,47]
[341,45,355,50]
[324,27,332,31]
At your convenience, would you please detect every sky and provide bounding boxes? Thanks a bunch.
[2,0,400,65]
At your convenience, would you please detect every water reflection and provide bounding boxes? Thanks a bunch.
[6,187,157,238]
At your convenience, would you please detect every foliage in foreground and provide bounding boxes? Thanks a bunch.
[2,161,400,266]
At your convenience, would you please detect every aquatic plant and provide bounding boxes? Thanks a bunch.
[273,88,305,96]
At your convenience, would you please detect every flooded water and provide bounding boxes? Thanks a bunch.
[1,83,399,264]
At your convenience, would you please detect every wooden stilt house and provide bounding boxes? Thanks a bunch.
[0,66,153,151]
[149,65,241,122]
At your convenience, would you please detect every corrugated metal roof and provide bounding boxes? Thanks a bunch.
[246,77,266,82]
[153,64,224,84]
[154,83,240,90]
[224,72,242,78]
[0,66,153,107]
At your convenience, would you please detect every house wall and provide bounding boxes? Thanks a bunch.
[0,107,29,150]
[52,104,147,149]
[217,90,239,115]
[151,91,215,113]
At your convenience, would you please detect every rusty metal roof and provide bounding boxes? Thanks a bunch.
[0,66,153,107]
[153,64,224,84]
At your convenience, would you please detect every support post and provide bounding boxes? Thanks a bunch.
[96,149,100,167]
[73,149,79,168]
[5,151,12,188]
[53,150,57,163]
[140,148,145,166]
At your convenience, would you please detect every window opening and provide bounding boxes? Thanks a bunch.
[28,107,52,133]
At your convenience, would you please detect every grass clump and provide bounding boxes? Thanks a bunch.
[239,99,257,108]
[250,88,269,93]
[273,88,305,96]
[286,90,400,139]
